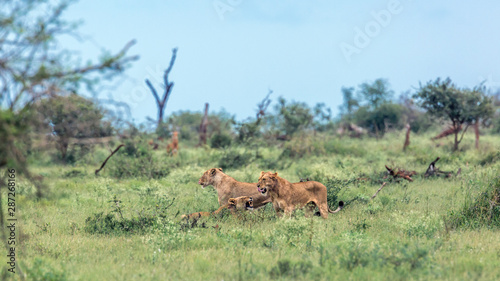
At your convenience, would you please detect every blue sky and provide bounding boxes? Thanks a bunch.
[61,0,500,124]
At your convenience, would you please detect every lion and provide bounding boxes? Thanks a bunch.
[257,171,344,219]
[166,131,179,155]
[198,168,271,208]
[181,196,254,220]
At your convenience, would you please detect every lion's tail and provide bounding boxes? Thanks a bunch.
[328,201,344,213]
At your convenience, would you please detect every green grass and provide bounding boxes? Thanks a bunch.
[2,131,500,280]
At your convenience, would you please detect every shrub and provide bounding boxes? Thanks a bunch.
[448,176,500,229]
[26,258,67,281]
[218,150,253,170]
[105,141,172,179]
[84,196,174,235]
[210,133,232,149]
[269,259,312,279]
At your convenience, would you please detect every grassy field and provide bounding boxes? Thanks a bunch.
[2,131,500,280]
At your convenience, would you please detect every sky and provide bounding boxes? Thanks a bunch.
[61,0,500,124]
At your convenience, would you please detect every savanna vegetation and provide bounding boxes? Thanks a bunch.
[1,1,500,280]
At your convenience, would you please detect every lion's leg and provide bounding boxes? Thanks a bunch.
[284,206,295,218]
[273,203,283,218]
[305,203,315,218]
[318,204,329,219]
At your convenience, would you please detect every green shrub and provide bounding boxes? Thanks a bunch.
[210,133,232,149]
[269,259,312,279]
[106,146,172,179]
[26,258,67,281]
[84,196,174,235]
[448,176,500,229]
[479,151,500,166]
[218,150,253,170]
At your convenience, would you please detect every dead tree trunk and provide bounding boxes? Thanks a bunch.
[403,124,410,151]
[424,157,440,177]
[371,182,387,199]
[95,144,125,175]
[145,48,178,130]
[474,122,480,149]
[199,103,209,146]
[256,89,272,125]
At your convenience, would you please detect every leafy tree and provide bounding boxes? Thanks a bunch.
[235,90,273,143]
[398,91,433,133]
[353,103,404,137]
[274,97,314,137]
[0,0,137,190]
[414,78,494,151]
[358,78,394,109]
[35,93,112,161]
[339,86,359,117]
[312,102,333,132]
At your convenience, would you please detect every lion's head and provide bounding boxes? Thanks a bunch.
[257,171,278,195]
[198,168,223,188]
[228,196,253,211]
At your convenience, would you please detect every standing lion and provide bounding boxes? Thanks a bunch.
[257,171,343,219]
[198,168,271,208]
[166,131,179,155]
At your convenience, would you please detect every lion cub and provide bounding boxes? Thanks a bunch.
[198,168,271,208]
[181,196,254,220]
[257,171,344,219]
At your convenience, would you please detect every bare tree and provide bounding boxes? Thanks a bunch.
[403,124,411,151]
[199,103,209,146]
[145,48,178,130]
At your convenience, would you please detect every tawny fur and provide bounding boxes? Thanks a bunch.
[181,196,254,220]
[257,171,343,219]
[166,131,179,155]
[198,168,271,208]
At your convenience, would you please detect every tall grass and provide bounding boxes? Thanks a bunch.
[2,131,499,280]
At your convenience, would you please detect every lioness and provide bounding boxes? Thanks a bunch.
[198,168,271,208]
[181,196,254,220]
[166,131,179,155]
[257,171,344,219]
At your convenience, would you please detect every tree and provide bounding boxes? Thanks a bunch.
[353,103,404,137]
[358,78,393,109]
[0,0,137,188]
[0,1,136,278]
[275,97,314,137]
[235,90,272,143]
[145,48,178,132]
[0,1,138,110]
[339,86,358,116]
[35,93,112,161]
[414,78,494,151]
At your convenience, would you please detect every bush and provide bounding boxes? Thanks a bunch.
[210,133,232,149]
[218,150,253,170]
[26,258,67,281]
[448,177,500,229]
[269,259,312,279]
[84,196,174,235]
[105,141,172,179]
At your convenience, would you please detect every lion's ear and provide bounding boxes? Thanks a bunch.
[260,171,265,177]
[272,172,278,177]
[218,168,223,172]
[210,168,217,176]
[228,198,236,205]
